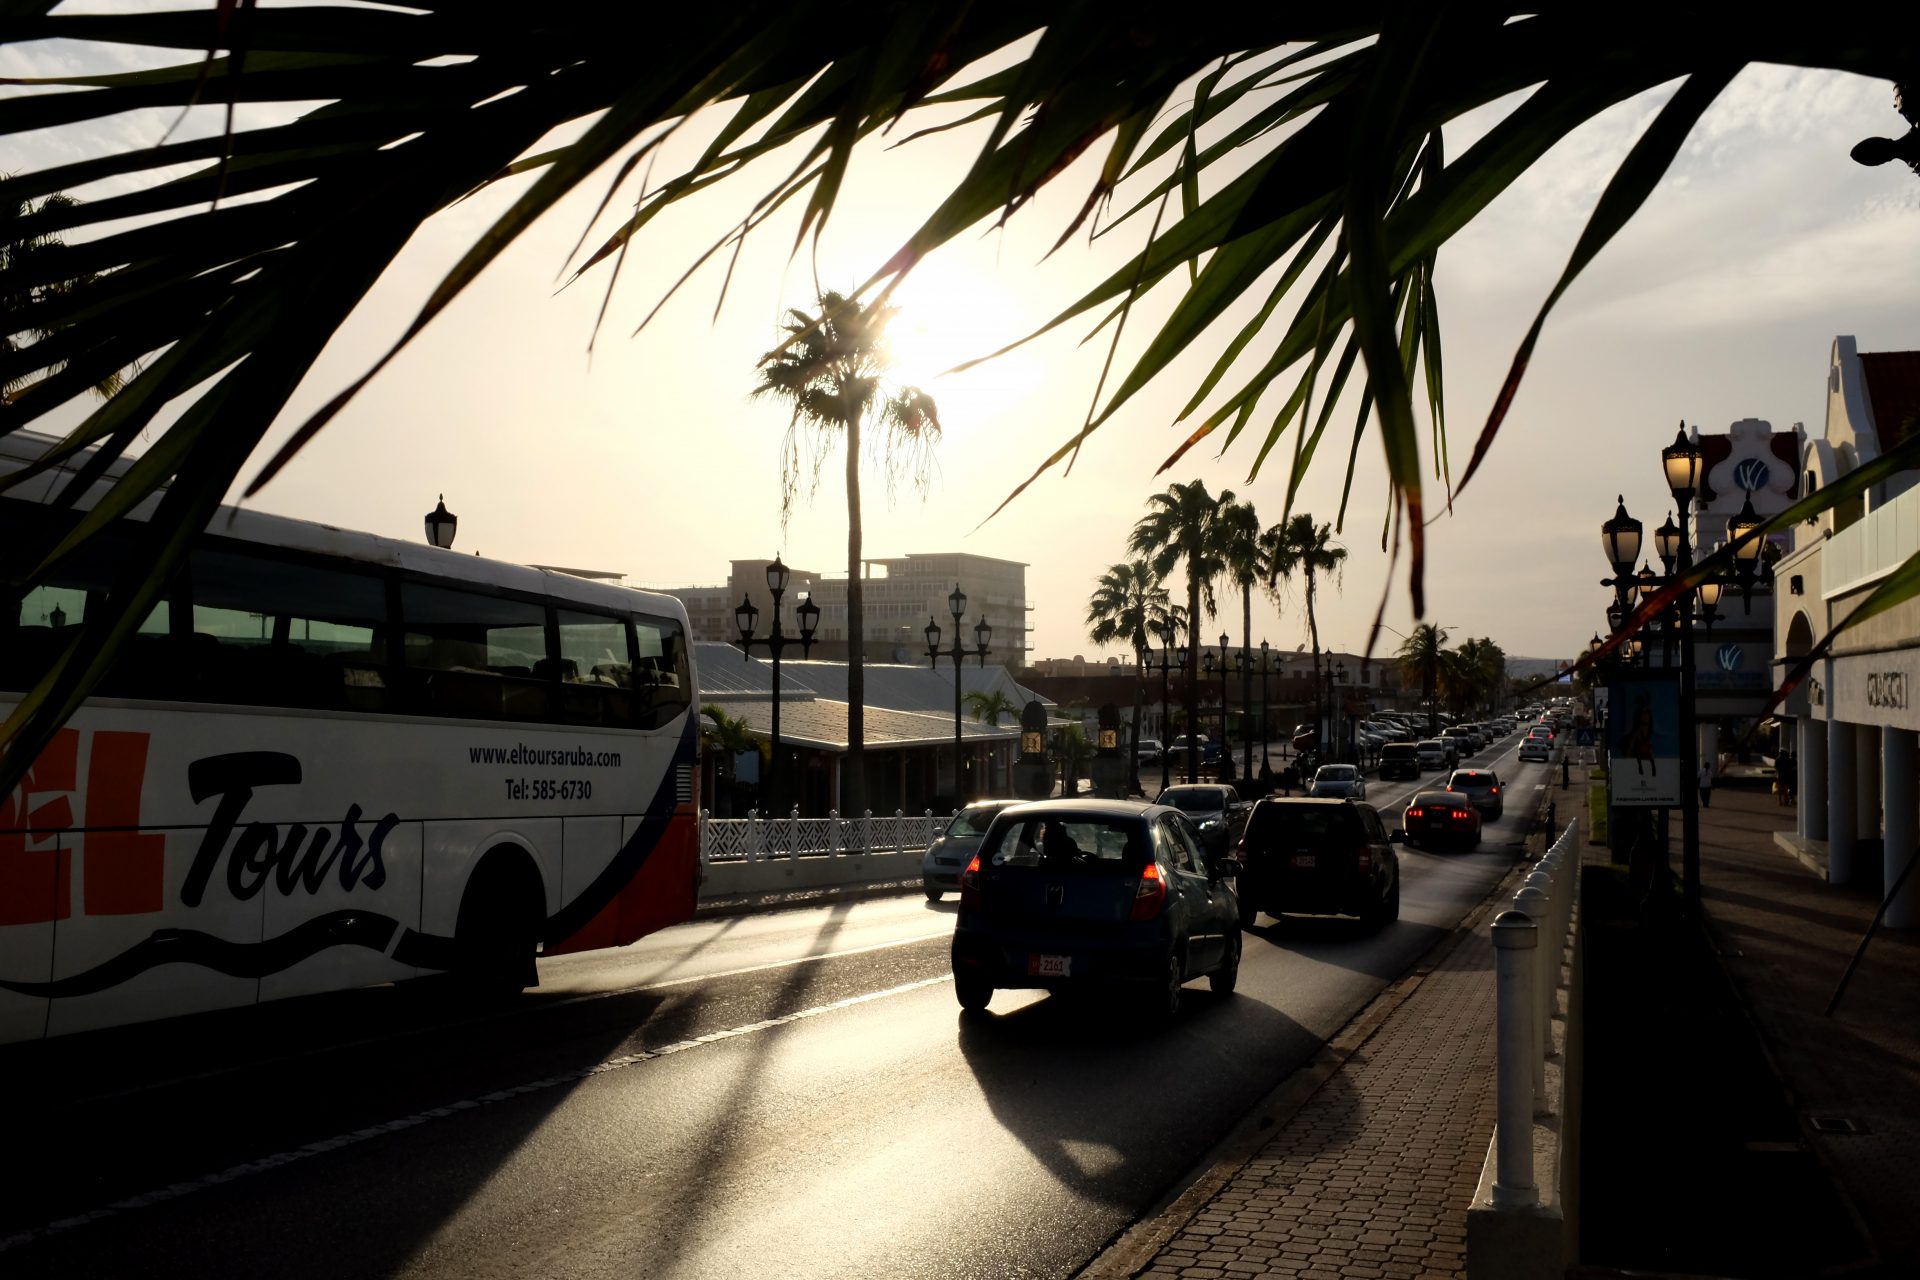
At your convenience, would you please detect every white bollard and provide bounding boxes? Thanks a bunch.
[1491,909,1539,1207]
[1514,882,1552,1104]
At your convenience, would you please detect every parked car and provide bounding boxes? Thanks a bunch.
[1416,739,1453,770]
[1157,783,1250,855]
[922,799,1024,900]
[1518,738,1552,763]
[1378,743,1422,781]
[1309,763,1367,800]
[1446,768,1504,820]
[1135,738,1164,766]
[1399,789,1482,852]
[949,799,1243,1018]
[1233,797,1400,929]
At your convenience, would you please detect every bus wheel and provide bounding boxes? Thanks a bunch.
[455,851,544,994]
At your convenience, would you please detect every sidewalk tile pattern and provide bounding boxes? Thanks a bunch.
[1137,925,1498,1279]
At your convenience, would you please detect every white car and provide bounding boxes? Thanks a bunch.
[1309,763,1367,800]
[1518,739,1552,763]
[1415,739,1452,770]
[1135,738,1164,765]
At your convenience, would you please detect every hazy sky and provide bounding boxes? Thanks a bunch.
[7,14,1919,666]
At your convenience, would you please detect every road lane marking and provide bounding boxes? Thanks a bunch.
[0,973,955,1254]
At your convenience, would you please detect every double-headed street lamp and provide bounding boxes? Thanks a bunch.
[927,584,991,802]
[735,556,820,815]
[1319,660,1348,761]
[1255,640,1277,781]
[1598,425,1771,915]
[1145,618,1188,791]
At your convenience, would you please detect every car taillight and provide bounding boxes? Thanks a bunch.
[1406,807,1423,819]
[1130,862,1167,921]
[1356,845,1373,873]
[1452,808,1471,820]
[1489,786,1499,795]
[958,854,982,910]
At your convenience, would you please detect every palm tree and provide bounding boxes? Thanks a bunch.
[700,705,761,818]
[1262,514,1348,747]
[1216,499,1264,781]
[1455,637,1508,715]
[751,291,940,820]
[1130,480,1229,783]
[963,688,1019,726]
[2,14,1912,798]
[1085,559,1172,795]
[2,186,128,401]
[1396,624,1451,735]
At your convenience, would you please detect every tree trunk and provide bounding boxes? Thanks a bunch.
[845,413,866,817]
[1185,574,1201,784]
[1241,582,1253,781]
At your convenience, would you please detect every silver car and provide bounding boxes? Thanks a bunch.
[1309,763,1367,800]
[922,800,1021,900]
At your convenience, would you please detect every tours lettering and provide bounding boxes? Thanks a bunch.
[182,752,398,907]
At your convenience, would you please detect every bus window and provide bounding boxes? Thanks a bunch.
[556,609,634,726]
[188,547,390,710]
[632,614,690,729]
[401,582,550,721]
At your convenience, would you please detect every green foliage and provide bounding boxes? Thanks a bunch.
[962,688,1018,726]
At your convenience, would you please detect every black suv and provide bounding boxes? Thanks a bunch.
[1233,797,1400,930]
[1377,743,1421,781]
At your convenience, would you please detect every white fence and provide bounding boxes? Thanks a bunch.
[699,809,952,862]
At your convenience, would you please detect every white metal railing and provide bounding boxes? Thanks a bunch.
[698,809,951,862]
[1488,822,1582,1208]
[1824,478,1920,599]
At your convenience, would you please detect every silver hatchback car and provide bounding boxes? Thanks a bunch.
[1309,763,1367,800]
[922,800,1022,900]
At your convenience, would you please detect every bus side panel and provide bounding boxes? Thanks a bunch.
[616,811,698,946]
[48,823,266,1038]
[259,821,422,1003]
[0,834,58,1042]
[553,815,624,954]
[418,819,561,966]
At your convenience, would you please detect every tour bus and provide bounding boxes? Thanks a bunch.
[0,431,701,1043]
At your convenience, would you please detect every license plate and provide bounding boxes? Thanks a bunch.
[1291,854,1317,868]
[1028,953,1072,977]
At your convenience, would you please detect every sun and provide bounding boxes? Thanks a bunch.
[880,258,1042,413]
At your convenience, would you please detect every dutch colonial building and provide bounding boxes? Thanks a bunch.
[1774,336,1920,927]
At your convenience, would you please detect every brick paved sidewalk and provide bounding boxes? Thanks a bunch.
[1134,917,1501,1280]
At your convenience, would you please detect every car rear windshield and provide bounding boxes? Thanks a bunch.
[1160,788,1224,813]
[1381,744,1417,758]
[1450,772,1492,786]
[1247,803,1354,844]
[945,806,1003,837]
[1418,740,1446,750]
[985,816,1150,873]
[1409,791,1464,808]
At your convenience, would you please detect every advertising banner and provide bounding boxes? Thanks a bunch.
[1606,669,1683,807]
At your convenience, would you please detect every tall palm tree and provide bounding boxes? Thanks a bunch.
[3,14,1913,799]
[1455,636,1508,715]
[1129,480,1229,783]
[1396,623,1451,735]
[2,187,128,401]
[1262,514,1348,748]
[1085,558,1172,795]
[751,291,940,820]
[1216,499,1264,781]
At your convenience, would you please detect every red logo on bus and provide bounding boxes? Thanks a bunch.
[0,729,164,924]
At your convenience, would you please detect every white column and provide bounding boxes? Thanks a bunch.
[1884,728,1918,930]
[1829,720,1857,884]
[1856,723,1882,844]
[1801,716,1828,841]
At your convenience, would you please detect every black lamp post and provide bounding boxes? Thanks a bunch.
[1234,647,1254,782]
[734,555,819,816]
[1201,632,1231,783]
[424,495,457,549]
[927,583,990,802]
[1659,423,1706,915]
[1146,618,1184,792]
[1256,640,1275,781]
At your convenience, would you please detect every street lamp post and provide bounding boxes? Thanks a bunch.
[1660,424,1705,915]
[926,583,991,803]
[1256,640,1275,784]
[734,556,820,816]
[1146,618,1186,792]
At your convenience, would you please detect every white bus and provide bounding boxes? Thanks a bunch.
[0,431,701,1042]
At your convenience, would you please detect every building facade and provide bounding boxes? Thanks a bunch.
[664,553,1029,666]
[1774,336,1920,928]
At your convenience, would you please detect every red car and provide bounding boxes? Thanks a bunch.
[1399,789,1482,852]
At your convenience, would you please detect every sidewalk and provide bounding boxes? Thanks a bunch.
[1694,778,1920,1272]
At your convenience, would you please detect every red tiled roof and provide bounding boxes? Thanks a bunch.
[1860,350,1920,450]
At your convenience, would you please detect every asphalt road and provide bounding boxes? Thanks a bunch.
[0,733,1563,1280]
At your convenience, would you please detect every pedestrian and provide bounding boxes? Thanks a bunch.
[1776,749,1796,807]
[1697,761,1714,809]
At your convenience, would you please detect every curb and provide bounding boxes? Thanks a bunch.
[1075,842,1541,1279]
[693,878,926,920]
